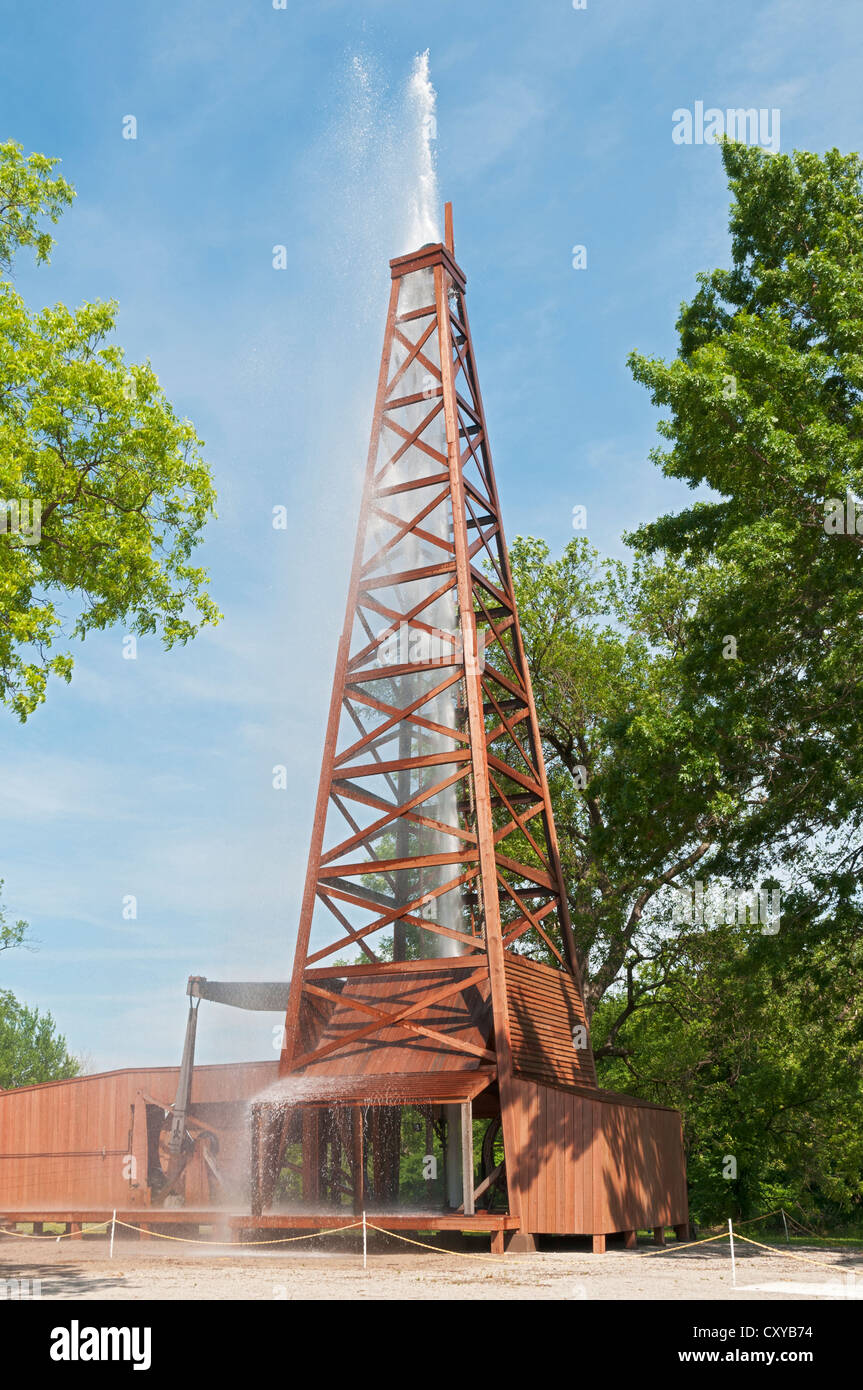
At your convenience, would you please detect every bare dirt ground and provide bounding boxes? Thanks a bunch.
[1,1232,861,1300]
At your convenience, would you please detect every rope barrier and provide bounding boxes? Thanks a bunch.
[2,1209,860,1274]
[112,1219,363,1247]
[731,1231,861,1275]
[1,1214,504,1259]
[642,1209,799,1257]
[786,1210,820,1238]
[729,1209,783,1229]
[364,1222,506,1261]
[642,1230,733,1256]
[0,1221,110,1241]
[0,1218,362,1247]
[641,1215,861,1277]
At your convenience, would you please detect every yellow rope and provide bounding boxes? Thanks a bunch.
[642,1219,860,1275]
[3,1209,857,1273]
[364,1222,506,1260]
[786,1210,820,1238]
[643,1211,784,1256]
[732,1230,861,1276]
[1,1214,503,1256]
[0,1221,110,1240]
[1,1218,363,1247]
[642,1230,733,1255]
[732,1209,783,1229]
[113,1219,363,1246]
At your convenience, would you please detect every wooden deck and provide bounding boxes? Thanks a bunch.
[229,1210,520,1254]
[0,1208,237,1239]
[0,1207,686,1256]
[229,1212,517,1232]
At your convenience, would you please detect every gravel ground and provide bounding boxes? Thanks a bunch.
[1,1232,861,1300]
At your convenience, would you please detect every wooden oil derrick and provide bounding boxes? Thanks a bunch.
[248,207,688,1251]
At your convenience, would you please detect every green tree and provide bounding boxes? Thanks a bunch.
[510,533,863,1224]
[0,990,80,1089]
[593,913,863,1227]
[0,140,220,720]
[509,534,746,1032]
[628,140,863,889]
[0,878,32,955]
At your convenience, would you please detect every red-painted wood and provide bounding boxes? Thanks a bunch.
[0,1062,277,1212]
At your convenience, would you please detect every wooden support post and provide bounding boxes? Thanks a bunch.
[249,1104,261,1216]
[623,1229,637,1250]
[674,1222,690,1243]
[330,1119,342,1205]
[490,1229,505,1256]
[368,1106,399,1205]
[369,1108,381,1203]
[138,1224,151,1241]
[351,1107,364,1215]
[592,1234,606,1254]
[69,1222,82,1241]
[461,1101,474,1217]
[302,1109,320,1203]
[32,1222,43,1236]
[653,1226,666,1246]
[505,1231,537,1253]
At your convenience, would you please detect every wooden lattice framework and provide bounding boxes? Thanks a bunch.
[257,208,688,1248]
[272,208,597,1229]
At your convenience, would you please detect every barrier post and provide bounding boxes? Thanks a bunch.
[362,1210,367,1270]
[110,1210,117,1260]
[728,1219,736,1287]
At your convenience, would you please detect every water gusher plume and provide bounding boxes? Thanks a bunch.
[404,50,440,252]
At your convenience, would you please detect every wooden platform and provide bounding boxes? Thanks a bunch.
[228,1212,518,1232]
[1,1208,518,1241]
[1,1208,233,1224]
[0,1208,686,1256]
[0,1208,237,1237]
[229,1211,520,1254]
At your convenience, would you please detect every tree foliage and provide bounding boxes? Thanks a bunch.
[0,140,220,719]
[0,878,31,956]
[628,140,863,884]
[593,914,863,1225]
[509,534,741,1027]
[0,991,80,1090]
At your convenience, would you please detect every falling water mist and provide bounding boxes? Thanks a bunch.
[241,51,459,1217]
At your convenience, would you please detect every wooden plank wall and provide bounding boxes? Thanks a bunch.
[505,955,597,1089]
[0,1061,277,1212]
[508,1077,688,1235]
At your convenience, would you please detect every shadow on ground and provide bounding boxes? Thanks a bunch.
[0,1261,124,1299]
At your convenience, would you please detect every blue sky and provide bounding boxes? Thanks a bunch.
[1,0,860,1071]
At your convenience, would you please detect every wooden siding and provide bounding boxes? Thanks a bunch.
[298,967,493,1077]
[505,954,597,1090]
[253,1067,494,1109]
[0,1061,277,1213]
[295,955,598,1090]
[508,1077,688,1235]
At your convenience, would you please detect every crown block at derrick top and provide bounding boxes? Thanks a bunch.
[390,241,466,290]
